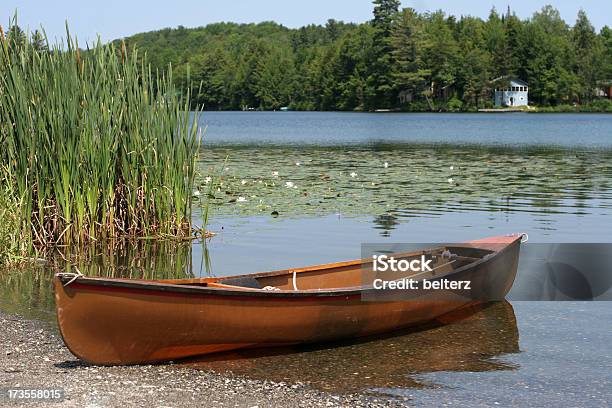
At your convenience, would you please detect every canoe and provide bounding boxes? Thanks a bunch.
[54,234,523,365]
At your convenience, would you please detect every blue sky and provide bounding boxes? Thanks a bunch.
[2,1,609,44]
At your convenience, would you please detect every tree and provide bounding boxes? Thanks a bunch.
[334,25,375,110]
[253,45,296,110]
[521,6,579,105]
[190,48,230,109]
[485,8,511,78]
[30,30,48,52]
[422,11,459,107]
[367,0,401,109]
[372,0,401,34]
[110,4,610,111]
[602,26,612,79]
[7,24,26,51]
[573,10,603,102]
[455,16,491,107]
[391,8,430,105]
[504,12,524,78]
[325,19,340,42]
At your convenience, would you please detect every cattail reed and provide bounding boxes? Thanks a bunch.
[0,24,201,247]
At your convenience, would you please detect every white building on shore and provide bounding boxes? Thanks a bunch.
[493,77,529,107]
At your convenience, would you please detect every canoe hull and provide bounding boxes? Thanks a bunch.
[54,236,521,365]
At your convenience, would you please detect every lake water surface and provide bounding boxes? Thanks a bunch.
[2,112,612,406]
[199,111,612,148]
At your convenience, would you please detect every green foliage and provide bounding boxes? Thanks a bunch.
[584,98,612,112]
[52,5,612,111]
[391,8,430,104]
[0,22,200,247]
[30,30,47,51]
[528,99,612,112]
[368,0,402,109]
[602,27,612,79]
[446,97,464,111]
[0,168,28,266]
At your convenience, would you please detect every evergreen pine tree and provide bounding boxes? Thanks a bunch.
[367,0,401,109]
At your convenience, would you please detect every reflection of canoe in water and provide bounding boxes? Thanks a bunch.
[54,235,522,365]
[187,301,520,393]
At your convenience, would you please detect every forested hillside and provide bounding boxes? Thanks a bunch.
[117,2,612,111]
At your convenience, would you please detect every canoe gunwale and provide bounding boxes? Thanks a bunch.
[55,238,520,299]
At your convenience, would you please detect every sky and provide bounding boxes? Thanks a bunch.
[2,1,610,44]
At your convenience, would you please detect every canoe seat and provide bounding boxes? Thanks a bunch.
[220,276,263,289]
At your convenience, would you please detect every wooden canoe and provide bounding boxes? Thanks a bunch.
[54,234,523,365]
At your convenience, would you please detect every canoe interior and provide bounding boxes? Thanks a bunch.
[160,245,495,291]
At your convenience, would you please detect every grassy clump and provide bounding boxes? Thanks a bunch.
[0,24,200,247]
[0,168,28,266]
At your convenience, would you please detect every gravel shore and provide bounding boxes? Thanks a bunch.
[0,312,406,407]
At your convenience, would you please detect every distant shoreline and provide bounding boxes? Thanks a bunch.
[197,108,612,114]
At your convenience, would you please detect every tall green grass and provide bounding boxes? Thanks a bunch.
[0,167,28,265]
[0,23,200,248]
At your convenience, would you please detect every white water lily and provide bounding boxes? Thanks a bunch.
[192,190,201,197]
[237,197,247,202]
[350,172,357,178]
[204,176,212,184]
[450,165,454,170]
[295,162,301,166]
[241,180,247,185]
[272,171,279,177]
[285,181,295,188]
[384,162,389,168]
[448,178,454,183]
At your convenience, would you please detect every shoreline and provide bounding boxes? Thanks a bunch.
[0,311,404,407]
[197,109,612,114]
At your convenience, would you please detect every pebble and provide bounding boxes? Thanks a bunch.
[0,311,401,408]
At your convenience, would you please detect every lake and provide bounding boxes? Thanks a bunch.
[2,112,611,406]
[198,111,612,148]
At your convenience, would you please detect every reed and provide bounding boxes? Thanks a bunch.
[0,23,200,248]
[0,167,28,265]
